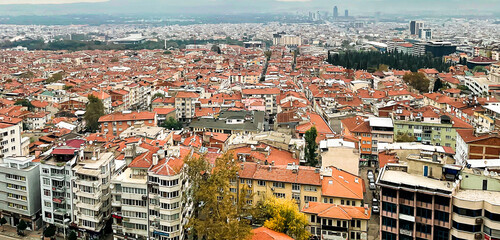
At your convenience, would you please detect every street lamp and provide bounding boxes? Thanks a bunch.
[63,218,70,239]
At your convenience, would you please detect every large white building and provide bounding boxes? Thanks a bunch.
[0,155,42,230]
[0,116,24,158]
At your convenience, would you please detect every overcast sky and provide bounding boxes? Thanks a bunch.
[0,0,498,15]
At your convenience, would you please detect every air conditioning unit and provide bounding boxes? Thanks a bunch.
[475,218,483,225]
[271,187,275,191]
[474,233,482,240]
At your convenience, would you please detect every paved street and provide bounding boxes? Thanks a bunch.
[360,166,380,240]
[0,225,42,240]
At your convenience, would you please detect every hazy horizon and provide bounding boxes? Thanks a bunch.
[0,0,499,17]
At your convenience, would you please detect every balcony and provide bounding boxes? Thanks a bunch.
[400,228,413,237]
[399,198,415,206]
[434,204,450,212]
[381,225,397,234]
[415,216,433,225]
[434,219,450,228]
[52,186,66,192]
[381,210,397,219]
[52,197,65,204]
[381,195,397,204]
[415,231,431,239]
[416,201,432,209]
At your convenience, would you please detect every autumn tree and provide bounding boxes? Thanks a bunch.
[185,153,254,240]
[84,95,105,132]
[403,72,430,93]
[304,126,318,166]
[259,197,310,240]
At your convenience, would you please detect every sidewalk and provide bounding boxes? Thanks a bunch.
[0,225,42,240]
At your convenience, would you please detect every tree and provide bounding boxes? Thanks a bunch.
[161,117,182,130]
[211,44,221,54]
[0,217,7,232]
[15,99,34,111]
[403,72,430,93]
[185,153,254,240]
[304,126,318,166]
[84,95,105,132]
[259,197,310,240]
[377,64,389,72]
[46,72,63,83]
[68,230,78,240]
[43,224,56,238]
[17,219,27,235]
[472,66,486,73]
[394,132,416,142]
[152,93,165,100]
[433,78,444,92]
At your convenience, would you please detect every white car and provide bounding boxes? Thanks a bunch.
[372,206,380,214]
[369,182,376,190]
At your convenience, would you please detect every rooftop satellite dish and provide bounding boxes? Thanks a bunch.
[484,169,489,176]
[89,140,93,145]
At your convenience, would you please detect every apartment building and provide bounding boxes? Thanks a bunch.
[451,160,500,240]
[98,111,157,136]
[0,116,24,158]
[238,162,322,210]
[0,155,42,230]
[391,106,472,150]
[242,88,280,115]
[174,92,199,122]
[238,163,364,211]
[189,110,265,135]
[73,150,115,239]
[455,129,500,166]
[341,116,394,163]
[40,139,83,235]
[302,202,371,240]
[111,146,191,240]
[376,150,461,240]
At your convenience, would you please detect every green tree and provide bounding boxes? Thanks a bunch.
[394,132,416,142]
[211,44,221,54]
[304,126,318,166]
[161,117,182,130]
[472,66,486,73]
[152,93,165,100]
[185,153,254,240]
[433,78,444,92]
[15,99,35,111]
[16,219,27,235]
[259,197,310,240]
[68,230,78,240]
[0,217,7,232]
[403,72,430,93]
[43,224,56,238]
[84,95,105,132]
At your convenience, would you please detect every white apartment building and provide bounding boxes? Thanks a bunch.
[73,150,115,239]
[0,156,42,230]
[174,92,199,122]
[0,118,23,158]
[111,146,192,240]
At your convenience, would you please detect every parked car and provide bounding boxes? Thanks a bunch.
[369,182,376,190]
[372,205,380,214]
[367,170,374,181]
[372,198,379,206]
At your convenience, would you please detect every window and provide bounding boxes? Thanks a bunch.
[257,180,266,186]
[43,178,50,185]
[304,185,317,192]
[304,196,317,203]
[273,193,285,198]
[453,206,482,217]
[272,182,285,188]
[292,183,300,191]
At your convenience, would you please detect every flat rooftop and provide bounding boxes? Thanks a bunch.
[454,189,500,205]
[379,169,455,193]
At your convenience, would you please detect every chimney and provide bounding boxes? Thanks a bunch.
[152,153,159,165]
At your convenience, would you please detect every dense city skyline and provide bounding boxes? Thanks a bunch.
[0,0,499,16]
